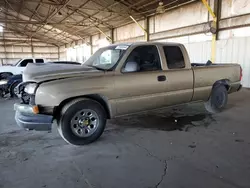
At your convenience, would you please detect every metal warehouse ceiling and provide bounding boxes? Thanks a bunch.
[0,0,196,46]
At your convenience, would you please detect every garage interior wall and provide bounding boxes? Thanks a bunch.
[0,31,59,65]
[60,0,250,87]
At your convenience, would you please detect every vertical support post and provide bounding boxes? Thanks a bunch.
[3,31,7,65]
[31,37,34,57]
[201,0,217,63]
[58,46,60,60]
[90,35,93,55]
[145,17,150,41]
[111,28,114,44]
[211,30,216,63]
[214,0,221,40]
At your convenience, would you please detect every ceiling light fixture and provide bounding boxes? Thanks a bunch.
[156,1,165,14]
[57,11,63,17]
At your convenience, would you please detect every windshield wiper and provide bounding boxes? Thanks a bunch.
[87,65,106,71]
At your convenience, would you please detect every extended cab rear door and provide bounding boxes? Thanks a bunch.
[159,44,193,106]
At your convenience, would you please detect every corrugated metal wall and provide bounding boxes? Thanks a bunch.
[185,36,250,87]
[0,41,59,65]
[0,29,59,65]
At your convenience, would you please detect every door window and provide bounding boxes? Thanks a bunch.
[19,59,33,67]
[163,46,185,69]
[123,45,161,73]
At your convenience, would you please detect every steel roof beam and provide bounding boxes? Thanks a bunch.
[40,0,92,40]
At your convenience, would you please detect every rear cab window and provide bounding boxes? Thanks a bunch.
[35,59,44,63]
[163,46,185,69]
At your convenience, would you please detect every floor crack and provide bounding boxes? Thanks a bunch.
[133,142,162,162]
[72,160,94,188]
[154,160,168,188]
[117,132,170,188]
[132,142,168,188]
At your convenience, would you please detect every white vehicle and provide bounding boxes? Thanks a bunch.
[0,58,45,78]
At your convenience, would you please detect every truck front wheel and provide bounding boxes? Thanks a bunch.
[57,99,107,145]
[205,85,228,113]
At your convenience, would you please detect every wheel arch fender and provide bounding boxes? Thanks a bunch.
[213,79,230,91]
[54,94,112,120]
[9,80,22,92]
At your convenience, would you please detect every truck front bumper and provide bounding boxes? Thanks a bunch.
[14,104,53,131]
[228,82,242,94]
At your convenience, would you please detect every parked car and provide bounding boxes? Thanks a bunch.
[14,42,242,145]
[0,61,81,98]
[0,74,22,98]
[0,58,45,78]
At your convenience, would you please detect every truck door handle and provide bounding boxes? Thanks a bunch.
[157,75,166,82]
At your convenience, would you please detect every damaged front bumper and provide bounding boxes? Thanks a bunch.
[14,103,53,131]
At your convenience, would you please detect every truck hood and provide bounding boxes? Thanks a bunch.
[23,63,104,82]
[1,65,15,71]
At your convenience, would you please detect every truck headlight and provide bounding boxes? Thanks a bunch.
[24,83,38,95]
[0,80,8,86]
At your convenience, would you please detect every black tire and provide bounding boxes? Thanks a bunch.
[0,89,3,98]
[0,73,12,79]
[9,81,20,98]
[205,85,228,113]
[57,98,107,146]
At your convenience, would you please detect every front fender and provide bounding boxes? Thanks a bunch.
[35,76,114,107]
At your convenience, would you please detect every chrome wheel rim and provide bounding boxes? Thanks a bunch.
[70,109,99,138]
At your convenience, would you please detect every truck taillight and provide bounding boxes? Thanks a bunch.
[240,66,243,81]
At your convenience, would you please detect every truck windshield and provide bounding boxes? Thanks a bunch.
[14,59,22,66]
[83,45,129,71]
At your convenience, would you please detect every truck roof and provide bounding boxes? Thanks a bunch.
[109,41,181,47]
[19,58,45,60]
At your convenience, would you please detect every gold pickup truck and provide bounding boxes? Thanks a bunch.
[14,42,242,145]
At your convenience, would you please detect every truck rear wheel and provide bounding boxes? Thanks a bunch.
[57,98,107,145]
[205,85,228,113]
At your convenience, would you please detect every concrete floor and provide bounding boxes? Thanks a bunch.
[0,90,250,188]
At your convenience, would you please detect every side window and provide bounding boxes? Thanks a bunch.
[163,46,185,69]
[19,59,33,67]
[123,45,161,73]
[36,59,44,63]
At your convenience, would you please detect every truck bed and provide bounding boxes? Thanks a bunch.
[191,63,241,101]
[191,63,231,67]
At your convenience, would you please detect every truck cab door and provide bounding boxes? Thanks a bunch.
[114,45,169,116]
